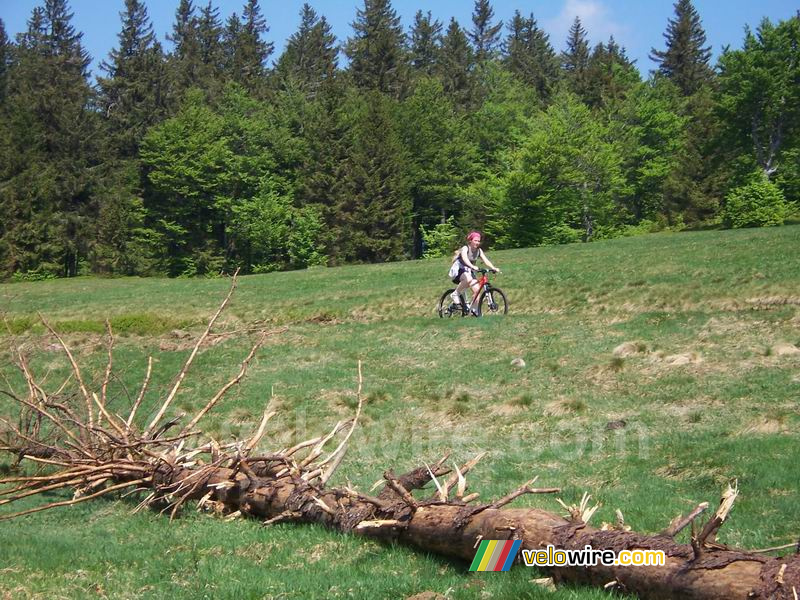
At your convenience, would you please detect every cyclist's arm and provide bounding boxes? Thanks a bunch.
[479,249,499,272]
[460,247,479,271]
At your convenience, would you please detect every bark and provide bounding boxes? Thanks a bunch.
[141,460,800,600]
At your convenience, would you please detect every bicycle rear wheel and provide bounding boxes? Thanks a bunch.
[438,289,466,318]
[477,287,508,316]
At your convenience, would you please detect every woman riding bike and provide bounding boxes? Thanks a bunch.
[448,231,500,316]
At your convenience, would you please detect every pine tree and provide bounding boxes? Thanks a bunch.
[409,10,442,75]
[561,17,590,101]
[469,0,503,63]
[502,11,558,102]
[97,0,167,158]
[275,4,338,96]
[438,18,474,109]
[223,0,273,94]
[345,0,407,97]
[0,0,97,277]
[650,0,713,96]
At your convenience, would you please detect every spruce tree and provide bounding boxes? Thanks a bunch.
[223,0,273,94]
[336,91,409,262]
[650,0,713,96]
[409,10,442,76]
[584,37,639,108]
[0,0,97,277]
[561,17,590,101]
[345,0,407,97]
[469,0,503,63]
[275,4,338,95]
[438,18,474,109]
[0,19,9,103]
[166,0,201,98]
[168,0,199,64]
[502,11,558,102]
[97,0,167,158]
[195,2,225,92]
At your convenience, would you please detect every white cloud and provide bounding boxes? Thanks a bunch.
[544,0,629,49]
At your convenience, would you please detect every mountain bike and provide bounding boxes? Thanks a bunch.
[437,269,508,318]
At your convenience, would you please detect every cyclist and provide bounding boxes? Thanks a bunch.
[449,231,500,315]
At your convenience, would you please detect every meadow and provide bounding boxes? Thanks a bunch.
[1,225,799,599]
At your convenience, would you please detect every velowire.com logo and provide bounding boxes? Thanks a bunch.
[469,540,522,572]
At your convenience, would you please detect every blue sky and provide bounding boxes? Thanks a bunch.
[2,0,797,79]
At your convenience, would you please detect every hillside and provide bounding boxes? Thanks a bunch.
[1,226,799,599]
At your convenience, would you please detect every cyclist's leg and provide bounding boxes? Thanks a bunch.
[453,271,471,303]
[461,272,481,311]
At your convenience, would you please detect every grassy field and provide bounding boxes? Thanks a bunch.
[1,225,799,599]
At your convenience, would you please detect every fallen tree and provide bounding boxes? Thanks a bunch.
[1,276,798,599]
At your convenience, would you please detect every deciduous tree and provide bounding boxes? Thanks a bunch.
[717,16,800,201]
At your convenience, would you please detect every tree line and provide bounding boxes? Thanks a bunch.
[0,0,797,279]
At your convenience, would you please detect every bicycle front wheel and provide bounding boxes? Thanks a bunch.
[477,287,508,316]
[438,289,464,318]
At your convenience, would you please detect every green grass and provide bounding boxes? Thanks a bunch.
[2,225,800,599]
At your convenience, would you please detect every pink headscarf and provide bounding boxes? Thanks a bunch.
[466,231,482,242]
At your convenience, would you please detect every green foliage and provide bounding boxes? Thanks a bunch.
[287,205,327,268]
[437,18,474,108]
[274,4,338,96]
[469,0,503,63]
[611,79,687,220]
[2,1,798,281]
[90,162,160,275]
[717,15,800,202]
[0,0,98,279]
[584,37,640,109]
[96,0,167,159]
[223,0,273,95]
[420,216,459,258]
[333,91,411,263]
[345,0,407,97]
[398,77,480,256]
[561,17,590,100]
[491,93,629,247]
[409,10,442,75]
[649,0,713,96]
[722,174,787,229]
[502,11,558,103]
[9,269,57,283]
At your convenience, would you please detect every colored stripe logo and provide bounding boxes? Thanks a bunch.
[469,540,522,571]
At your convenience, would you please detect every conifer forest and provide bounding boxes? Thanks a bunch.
[0,0,798,279]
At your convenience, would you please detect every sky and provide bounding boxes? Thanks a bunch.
[2,0,798,79]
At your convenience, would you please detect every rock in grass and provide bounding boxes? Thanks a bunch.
[511,357,526,368]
